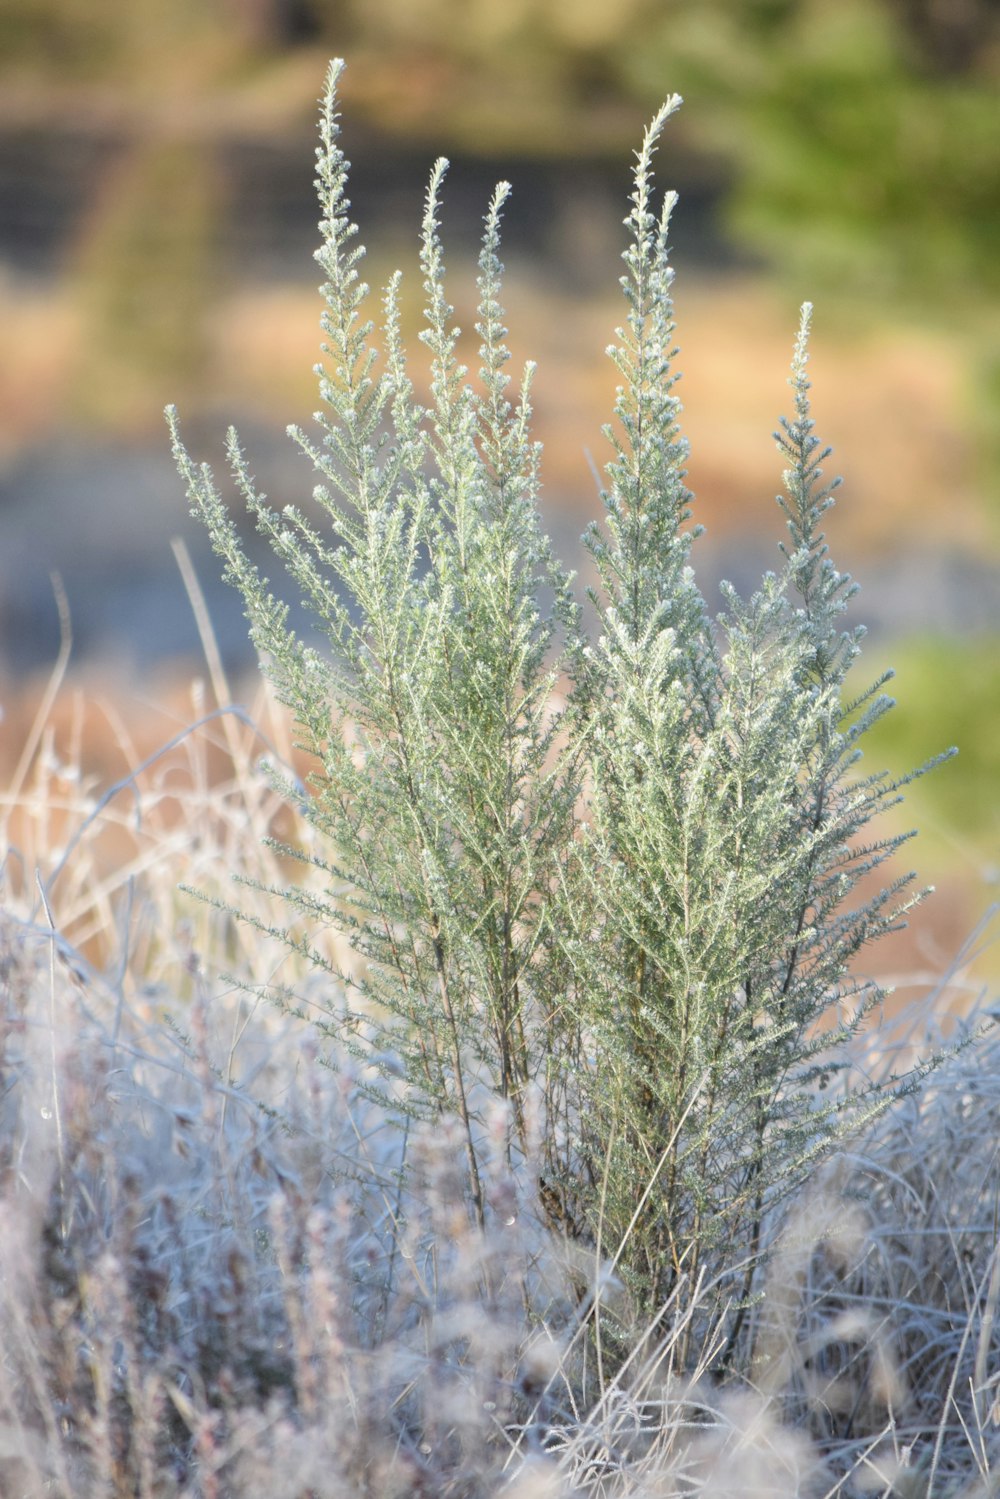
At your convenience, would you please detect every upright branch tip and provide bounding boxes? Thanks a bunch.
[643,93,684,159]
[629,95,683,250]
[324,57,346,99]
[790,302,814,406]
[423,158,451,232]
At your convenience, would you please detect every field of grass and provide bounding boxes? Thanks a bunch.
[1,629,999,1498]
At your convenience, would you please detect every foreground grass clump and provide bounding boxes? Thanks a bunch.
[0,708,998,1496]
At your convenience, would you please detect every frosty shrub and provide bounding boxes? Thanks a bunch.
[169,60,949,1359]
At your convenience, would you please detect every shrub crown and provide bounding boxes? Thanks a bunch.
[168,58,947,1340]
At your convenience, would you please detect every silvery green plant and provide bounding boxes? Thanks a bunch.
[168,60,946,1352]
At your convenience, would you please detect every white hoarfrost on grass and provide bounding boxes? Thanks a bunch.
[0,669,997,1497]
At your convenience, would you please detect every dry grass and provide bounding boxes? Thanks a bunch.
[1,635,998,1497]
[1,266,987,559]
[197,269,988,557]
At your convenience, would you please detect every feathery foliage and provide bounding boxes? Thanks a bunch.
[168,58,948,1355]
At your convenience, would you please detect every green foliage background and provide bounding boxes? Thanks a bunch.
[4,0,998,308]
[858,638,1000,867]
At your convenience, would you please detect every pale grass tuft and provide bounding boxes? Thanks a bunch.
[670,1390,825,1497]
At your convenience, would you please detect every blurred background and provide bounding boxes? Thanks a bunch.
[1,0,997,986]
